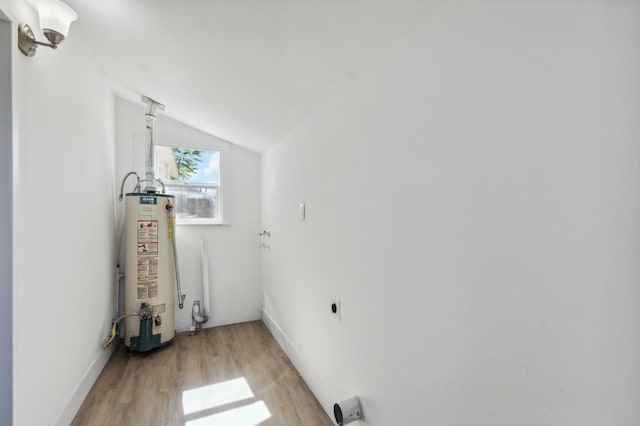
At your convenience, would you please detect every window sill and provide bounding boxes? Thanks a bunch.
[176,220,228,226]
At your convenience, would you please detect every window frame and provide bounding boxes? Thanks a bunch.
[153,140,228,226]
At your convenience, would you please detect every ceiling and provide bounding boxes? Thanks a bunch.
[64,0,437,152]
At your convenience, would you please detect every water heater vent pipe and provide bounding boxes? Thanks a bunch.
[142,95,165,193]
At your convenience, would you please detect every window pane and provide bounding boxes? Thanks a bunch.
[171,185,217,220]
[156,146,220,185]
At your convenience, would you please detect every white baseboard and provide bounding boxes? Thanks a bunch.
[262,309,342,424]
[54,343,116,426]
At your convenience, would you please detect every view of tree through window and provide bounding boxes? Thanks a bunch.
[172,148,202,180]
[155,145,221,223]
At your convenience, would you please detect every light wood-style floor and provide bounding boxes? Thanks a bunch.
[72,321,333,426]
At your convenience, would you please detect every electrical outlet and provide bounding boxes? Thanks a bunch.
[330,297,341,320]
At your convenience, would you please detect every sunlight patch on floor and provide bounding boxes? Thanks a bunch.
[182,377,255,415]
[183,377,272,425]
[185,401,272,426]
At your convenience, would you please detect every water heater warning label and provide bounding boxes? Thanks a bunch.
[137,220,159,300]
[137,220,158,246]
[152,304,166,315]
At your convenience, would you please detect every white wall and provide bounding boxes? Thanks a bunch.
[10,13,117,426]
[115,98,262,331]
[0,13,13,426]
[261,1,640,425]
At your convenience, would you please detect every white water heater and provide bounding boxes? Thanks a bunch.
[123,193,177,351]
[102,96,185,353]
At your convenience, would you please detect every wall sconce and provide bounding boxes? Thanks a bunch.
[18,0,78,57]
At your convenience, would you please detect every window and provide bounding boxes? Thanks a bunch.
[155,145,222,224]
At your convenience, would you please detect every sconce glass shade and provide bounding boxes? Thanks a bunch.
[30,0,78,42]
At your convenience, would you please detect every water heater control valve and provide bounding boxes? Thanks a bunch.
[138,303,153,320]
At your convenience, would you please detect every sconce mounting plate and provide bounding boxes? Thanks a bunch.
[18,24,37,57]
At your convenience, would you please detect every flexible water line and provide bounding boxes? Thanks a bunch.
[166,202,185,309]
[119,172,141,200]
[103,313,138,349]
[110,172,141,329]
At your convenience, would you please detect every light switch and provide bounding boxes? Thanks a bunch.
[299,202,306,220]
